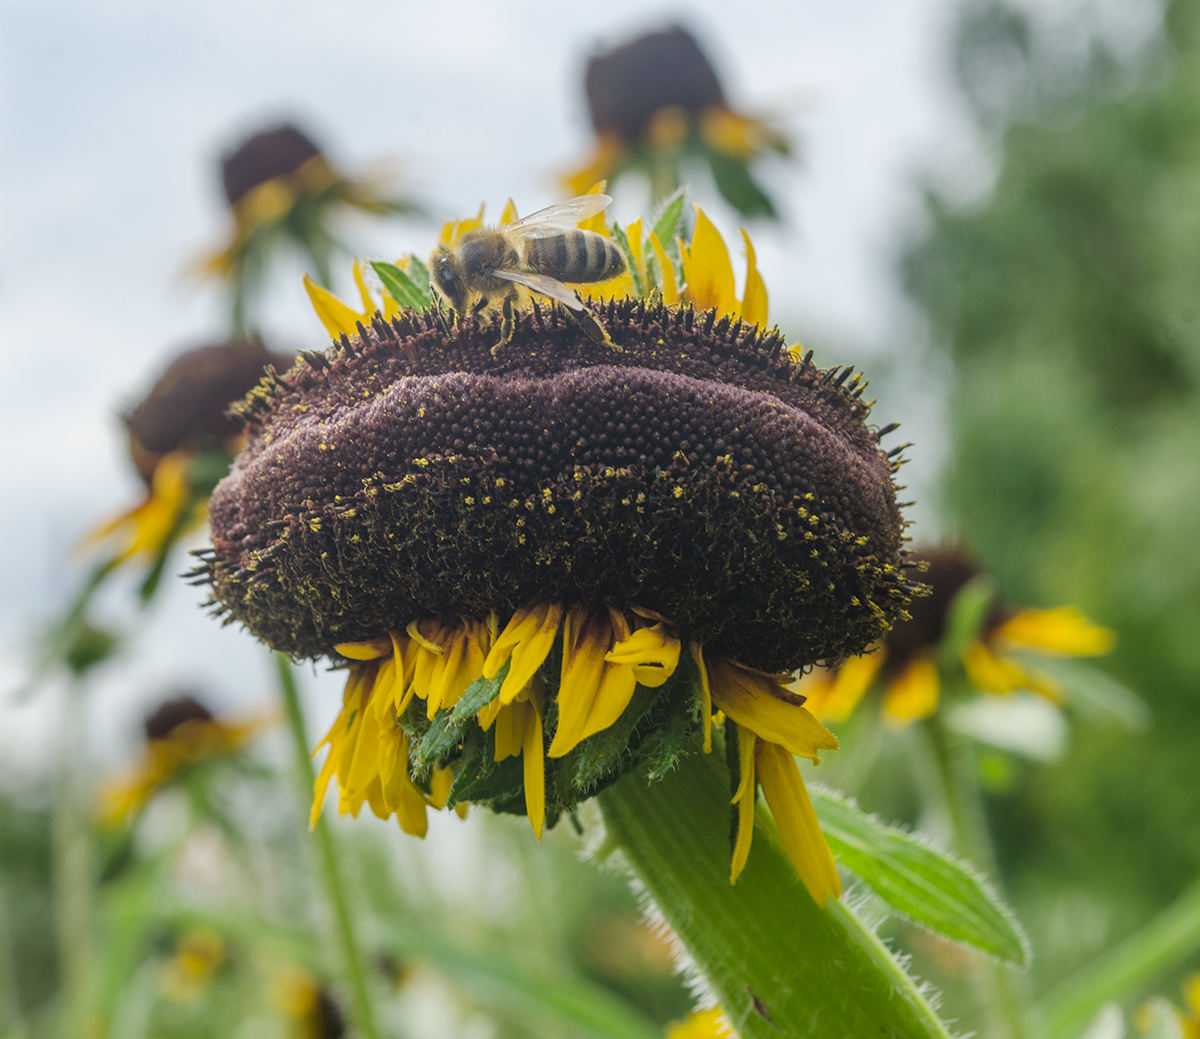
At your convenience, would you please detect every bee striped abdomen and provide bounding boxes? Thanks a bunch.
[530,231,625,284]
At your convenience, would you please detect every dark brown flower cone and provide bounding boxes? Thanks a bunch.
[220,124,324,208]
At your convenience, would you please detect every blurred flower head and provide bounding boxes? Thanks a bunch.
[202,197,916,900]
[272,967,346,1039]
[160,926,226,1002]
[197,121,417,333]
[99,693,269,825]
[566,26,790,217]
[83,339,293,596]
[801,544,1115,726]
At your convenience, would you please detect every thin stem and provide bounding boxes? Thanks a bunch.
[52,679,95,1038]
[275,654,381,1039]
[923,714,1030,1039]
[0,876,28,1039]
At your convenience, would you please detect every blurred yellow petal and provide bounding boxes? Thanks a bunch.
[304,274,364,339]
[798,648,884,723]
[881,655,940,726]
[681,205,737,317]
[666,1008,733,1039]
[730,724,758,883]
[352,259,375,313]
[995,607,1115,657]
[739,229,769,328]
[707,657,838,762]
[499,198,519,225]
[756,740,841,905]
[648,232,680,305]
[563,136,623,197]
[961,640,1026,696]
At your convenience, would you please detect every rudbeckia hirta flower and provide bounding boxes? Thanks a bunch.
[84,339,293,595]
[565,26,790,217]
[99,694,269,824]
[197,123,417,333]
[201,197,916,904]
[800,545,1115,726]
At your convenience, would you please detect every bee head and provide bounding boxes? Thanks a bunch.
[429,246,468,315]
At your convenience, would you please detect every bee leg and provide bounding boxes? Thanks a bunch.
[491,295,517,357]
[572,304,623,353]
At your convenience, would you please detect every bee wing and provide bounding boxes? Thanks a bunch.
[488,269,585,312]
[503,194,613,239]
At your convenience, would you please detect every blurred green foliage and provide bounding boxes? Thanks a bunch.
[903,0,1200,996]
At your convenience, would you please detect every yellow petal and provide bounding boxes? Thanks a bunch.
[798,648,884,723]
[499,198,519,225]
[578,181,610,235]
[335,637,392,661]
[681,206,737,318]
[707,658,838,762]
[493,701,525,762]
[303,274,364,340]
[491,602,563,705]
[352,259,375,314]
[755,740,841,905]
[648,232,680,305]
[961,640,1027,696]
[739,229,769,329]
[665,1008,733,1039]
[563,137,623,198]
[730,725,758,883]
[882,655,941,726]
[522,704,546,839]
[605,621,680,687]
[994,607,1115,657]
[689,642,713,753]
[549,606,611,757]
[428,766,454,810]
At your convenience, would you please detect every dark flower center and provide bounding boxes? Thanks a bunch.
[220,124,324,207]
[205,299,914,672]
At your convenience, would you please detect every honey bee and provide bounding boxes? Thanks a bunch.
[429,194,626,354]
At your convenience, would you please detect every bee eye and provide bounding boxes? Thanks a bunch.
[434,258,465,311]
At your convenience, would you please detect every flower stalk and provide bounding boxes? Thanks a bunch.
[275,654,380,1039]
[597,748,953,1038]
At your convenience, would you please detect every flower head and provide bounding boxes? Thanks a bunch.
[201,201,916,900]
[197,122,416,333]
[801,544,1115,725]
[98,693,268,824]
[84,339,293,589]
[566,26,790,217]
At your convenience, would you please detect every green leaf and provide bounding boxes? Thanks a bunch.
[705,152,778,219]
[811,785,1030,965]
[651,188,687,251]
[608,222,646,297]
[452,660,508,722]
[599,751,954,1039]
[573,691,658,791]
[936,575,996,670]
[372,260,430,310]
[1011,653,1150,730]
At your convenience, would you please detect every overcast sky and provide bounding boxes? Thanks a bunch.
[0,0,1130,781]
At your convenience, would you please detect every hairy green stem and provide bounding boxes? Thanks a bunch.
[597,750,953,1039]
[275,655,381,1039]
[1037,876,1200,1039]
[924,715,1030,1039]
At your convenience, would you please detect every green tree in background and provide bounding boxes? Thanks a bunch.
[904,0,1200,996]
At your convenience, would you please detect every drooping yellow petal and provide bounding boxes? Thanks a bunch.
[730,725,758,883]
[485,602,564,705]
[755,740,841,905]
[304,274,364,339]
[550,606,611,757]
[881,655,941,726]
[681,206,737,318]
[707,658,838,762]
[493,701,526,762]
[335,638,392,661]
[605,621,680,687]
[739,229,769,329]
[522,702,546,839]
[689,642,713,753]
[994,607,1115,657]
[648,232,680,305]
